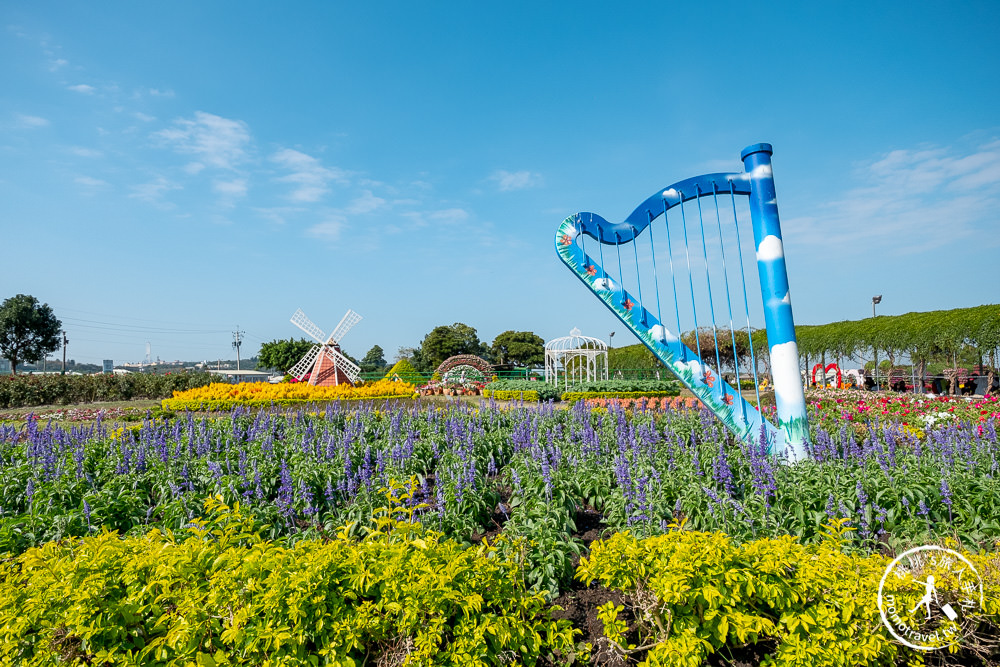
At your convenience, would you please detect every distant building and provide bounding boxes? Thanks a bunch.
[208,369,271,383]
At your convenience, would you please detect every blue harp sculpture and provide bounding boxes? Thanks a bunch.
[556,143,809,461]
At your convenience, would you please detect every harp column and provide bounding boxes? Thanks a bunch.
[741,143,809,460]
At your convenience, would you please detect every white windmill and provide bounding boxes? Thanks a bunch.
[287,308,363,386]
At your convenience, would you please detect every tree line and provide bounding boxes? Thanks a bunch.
[258,324,546,375]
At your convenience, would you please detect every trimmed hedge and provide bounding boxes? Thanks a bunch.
[482,379,680,403]
[0,372,218,409]
[482,380,562,402]
[482,389,540,402]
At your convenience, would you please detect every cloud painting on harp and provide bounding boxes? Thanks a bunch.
[555,143,810,462]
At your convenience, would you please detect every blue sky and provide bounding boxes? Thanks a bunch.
[2,2,998,366]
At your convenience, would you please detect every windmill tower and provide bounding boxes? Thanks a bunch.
[287,308,362,386]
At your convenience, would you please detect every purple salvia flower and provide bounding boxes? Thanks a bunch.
[940,478,953,522]
[276,459,295,519]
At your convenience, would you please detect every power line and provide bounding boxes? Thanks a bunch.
[60,317,230,334]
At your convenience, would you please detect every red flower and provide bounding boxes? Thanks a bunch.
[704,370,715,387]
[559,233,573,246]
[585,264,597,276]
[622,297,634,311]
[722,393,733,405]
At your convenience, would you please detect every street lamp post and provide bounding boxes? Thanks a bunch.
[609,331,615,349]
[872,295,882,390]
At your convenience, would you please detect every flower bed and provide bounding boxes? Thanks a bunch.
[4,498,999,665]
[482,378,681,403]
[2,397,1000,662]
[161,379,417,410]
[562,391,681,404]
[0,372,218,409]
[807,388,1000,431]
[583,395,703,410]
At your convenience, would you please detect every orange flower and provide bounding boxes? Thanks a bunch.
[622,297,634,311]
[585,264,597,276]
[559,233,573,246]
[703,370,715,387]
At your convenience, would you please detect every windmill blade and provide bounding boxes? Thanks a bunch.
[326,309,362,345]
[320,345,362,384]
[291,309,327,344]
[288,345,321,381]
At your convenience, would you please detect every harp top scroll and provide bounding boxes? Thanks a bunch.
[575,172,752,245]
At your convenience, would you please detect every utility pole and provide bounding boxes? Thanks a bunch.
[61,330,68,374]
[232,327,245,371]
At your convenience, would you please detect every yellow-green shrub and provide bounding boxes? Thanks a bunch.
[577,521,1000,667]
[481,389,539,402]
[0,489,577,666]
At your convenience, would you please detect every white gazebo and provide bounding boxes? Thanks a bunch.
[544,328,609,388]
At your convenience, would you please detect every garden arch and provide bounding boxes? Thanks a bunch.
[544,328,609,388]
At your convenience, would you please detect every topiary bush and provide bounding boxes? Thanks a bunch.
[383,358,428,385]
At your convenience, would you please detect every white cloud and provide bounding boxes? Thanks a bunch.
[129,177,180,203]
[67,84,95,94]
[489,169,542,192]
[155,111,251,169]
[271,148,348,203]
[148,88,175,98]
[432,208,469,224]
[346,190,386,214]
[213,178,247,198]
[749,164,773,179]
[254,207,303,225]
[15,114,49,128]
[787,138,1000,254]
[134,112,155,123]
[69,146,102,158]
[305,216,347,241]
[74,175,107,187]
[49,58,68,71]
[755,234,784,262]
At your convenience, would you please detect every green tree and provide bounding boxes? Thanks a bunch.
[360,345,387,373]
[257,338,315,374]
[419,323,487,371]
[0,294,62,375]
[491,330,544,366]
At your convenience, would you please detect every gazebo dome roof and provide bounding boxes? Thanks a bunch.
[544,328,608,352]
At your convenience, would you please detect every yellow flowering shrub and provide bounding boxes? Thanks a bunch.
[161,379,417,411]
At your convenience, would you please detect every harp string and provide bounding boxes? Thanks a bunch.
[648,213,663,325]
[731,182,762,411]
[714,185,747,423]
[679,197,702,367]
[663,200,683,341]
[696,187,725,390]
